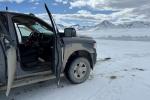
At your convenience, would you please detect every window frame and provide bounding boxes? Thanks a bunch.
[0,14,9,35]
[12,14,55,44]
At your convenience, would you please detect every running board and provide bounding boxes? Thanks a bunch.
[0,72,64,91]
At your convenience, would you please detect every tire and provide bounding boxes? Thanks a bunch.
[66,57,91,84]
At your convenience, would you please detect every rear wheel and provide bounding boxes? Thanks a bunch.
[66,57,91,84]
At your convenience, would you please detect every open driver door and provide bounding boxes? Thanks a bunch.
[45,4,63,86]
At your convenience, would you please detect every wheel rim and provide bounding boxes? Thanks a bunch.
[73,62,87,79]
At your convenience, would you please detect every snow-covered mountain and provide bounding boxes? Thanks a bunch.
[94,20,116,29]
[57,24,66,32]
[70,24,81,30]
[93,21,150,30]
[57,24,94,31]
[57,21,150,31]
[119,21,150,28]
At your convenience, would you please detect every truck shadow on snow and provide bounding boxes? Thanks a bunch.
[0,77,71,100]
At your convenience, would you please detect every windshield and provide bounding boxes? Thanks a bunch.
[13,15,54,36]
[31,22,53,35]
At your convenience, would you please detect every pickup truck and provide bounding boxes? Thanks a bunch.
[0,4,97,96]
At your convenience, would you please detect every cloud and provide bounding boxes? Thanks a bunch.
[70,1,87,9]
[55,0,62,2]
[55,0,68,5]
[67,0,150,24]
[69,0,150,17]
[37,6,148,26]
[69,0,149,10]
[34,2,39,5]
[69,0,111,10]
[22,0,150,26]
[77,10,91,14]
[27,0,150,26]
[2,0,148,25]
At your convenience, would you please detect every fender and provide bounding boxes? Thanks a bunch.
[62,41,95,71]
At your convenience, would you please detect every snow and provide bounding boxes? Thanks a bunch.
[79,28,150,38]
[0,29,150,100]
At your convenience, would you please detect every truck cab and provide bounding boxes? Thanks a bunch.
[0,5,97,96]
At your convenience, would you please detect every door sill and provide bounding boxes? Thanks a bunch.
[16,70,52,79]
[0,72,64,91]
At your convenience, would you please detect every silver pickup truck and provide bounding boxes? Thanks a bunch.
[0,4,97,96]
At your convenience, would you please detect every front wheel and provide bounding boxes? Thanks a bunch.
[66,57,91,84]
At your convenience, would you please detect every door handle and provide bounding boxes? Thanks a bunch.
[4,38,11,49]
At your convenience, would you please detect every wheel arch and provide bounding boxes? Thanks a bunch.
[64,50,93,73]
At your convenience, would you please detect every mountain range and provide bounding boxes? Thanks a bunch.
[57,20,150,31]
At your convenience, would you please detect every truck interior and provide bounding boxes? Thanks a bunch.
[13,15,55,72]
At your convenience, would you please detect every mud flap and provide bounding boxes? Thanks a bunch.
[6,46,17,96]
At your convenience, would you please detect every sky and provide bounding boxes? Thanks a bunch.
[0,0,149,26]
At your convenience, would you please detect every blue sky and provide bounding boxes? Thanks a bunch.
[0,0,115,14]
[0,0,149,26]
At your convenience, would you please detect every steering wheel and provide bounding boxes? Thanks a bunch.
[25,31,40,47]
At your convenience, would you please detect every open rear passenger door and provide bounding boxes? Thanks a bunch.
[0,14,17,96]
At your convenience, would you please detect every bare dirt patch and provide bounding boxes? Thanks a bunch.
[110,76,117,80]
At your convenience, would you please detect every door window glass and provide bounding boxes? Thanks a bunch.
[18,25,32,36]
[31,22,53,35]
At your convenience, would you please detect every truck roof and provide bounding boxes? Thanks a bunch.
[0,11,34,17]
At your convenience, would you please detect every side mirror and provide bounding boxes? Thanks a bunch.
[64,28,76,37]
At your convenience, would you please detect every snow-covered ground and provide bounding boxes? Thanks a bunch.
[0,29,150,100]
[79,28,150,38]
